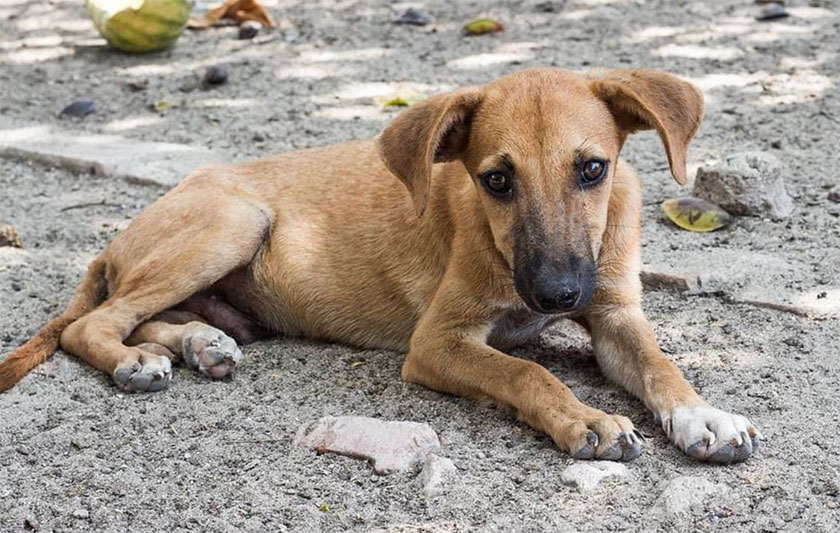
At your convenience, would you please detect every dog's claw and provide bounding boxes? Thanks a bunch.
[596,432,644,461]
[633,429,646,443]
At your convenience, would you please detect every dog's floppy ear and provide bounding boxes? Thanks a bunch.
[588,69,704,185]
[377,89,483,216]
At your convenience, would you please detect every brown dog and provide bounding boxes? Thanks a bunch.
[0,68,760,463]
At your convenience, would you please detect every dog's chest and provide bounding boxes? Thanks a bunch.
[487,308,560,349]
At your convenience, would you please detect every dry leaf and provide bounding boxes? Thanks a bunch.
[463,17,504,35]
[662,197,732,232]
[374,90,426,109]
[0,225,23,248]
[188,0,275,29]
[152,99,173,112]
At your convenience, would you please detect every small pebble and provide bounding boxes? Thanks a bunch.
[202,65,229,88]
[60,99,95,118]
[756,3,789,20]
[535,1,560,11]
[239,21,261,39]
[125,79,149,91]
[71,509,89,519]
[828,191,840,204]
[393,7,433,26]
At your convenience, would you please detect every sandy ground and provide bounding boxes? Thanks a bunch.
[1,0,839,531]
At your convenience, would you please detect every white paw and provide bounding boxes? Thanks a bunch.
[662,406,760,464]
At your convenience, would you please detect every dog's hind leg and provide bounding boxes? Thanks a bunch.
[126,311,243,379]
[59,190,271,392]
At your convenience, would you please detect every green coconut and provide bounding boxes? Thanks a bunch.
[86,0,194,53]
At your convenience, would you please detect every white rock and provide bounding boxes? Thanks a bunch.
[293,415,441,475]
[419,453,456,498]
[560,461,628,492]
[72,509,90,519]
[652,476,728,516]
[693,151,793,220]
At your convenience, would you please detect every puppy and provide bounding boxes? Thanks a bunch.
[0,68,760,463]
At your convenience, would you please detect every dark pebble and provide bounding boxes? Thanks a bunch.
[202,65,229,88]
[125,79,149,91]
[756,3,789,21]
[393,7,433,26]
[60,99,95,118]
[535,1,560,12]
[239,21,261,39]
[827,191,840,204]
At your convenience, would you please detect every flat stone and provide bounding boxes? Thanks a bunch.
[651,476,728,516]
[560,461,628,493]
[0,124,226,188]
[293,416,441,475]
[419,453,456,498]
[693,151,793,220]
[644,250,838,318]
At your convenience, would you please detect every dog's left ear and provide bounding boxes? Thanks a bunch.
[377,89,483,217]
[588,69,704,185]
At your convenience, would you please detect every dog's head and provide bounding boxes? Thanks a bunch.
[377,68,703,314]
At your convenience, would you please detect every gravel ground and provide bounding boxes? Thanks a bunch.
[1,0,839,531]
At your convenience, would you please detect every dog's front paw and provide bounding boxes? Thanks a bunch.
[663,406,760,464]
[558,412,644,462]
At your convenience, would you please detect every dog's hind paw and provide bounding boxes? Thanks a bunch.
[183,327,242,379]
[113,352,172,393]
[663,406,760,464]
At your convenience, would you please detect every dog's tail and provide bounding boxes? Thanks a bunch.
[0,258,107,392]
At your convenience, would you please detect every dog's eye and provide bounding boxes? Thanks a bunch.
[481,171,512,196]
[580,159,607,186]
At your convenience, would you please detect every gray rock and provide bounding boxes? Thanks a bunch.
[0,123,225,187]
[393,7,433,26]
[419,453,456,498]
[293,416,441,474]
[651,476,728,516]
[693,151,794,220]
[71,509,90,519]
[560,461,628,492]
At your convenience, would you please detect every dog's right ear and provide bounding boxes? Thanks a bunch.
[377,89,483,217]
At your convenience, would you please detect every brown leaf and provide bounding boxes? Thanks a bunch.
[188,0,276,29]
[0,225,23,248]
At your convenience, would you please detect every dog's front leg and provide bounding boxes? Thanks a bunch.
[404,288,643,461]
[583,303,760,463]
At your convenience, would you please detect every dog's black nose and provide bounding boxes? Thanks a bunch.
[556,286,580,309]
[533,277,581,313]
